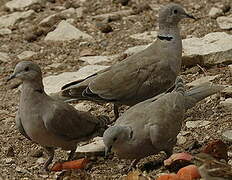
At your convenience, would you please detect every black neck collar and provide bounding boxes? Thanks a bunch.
[157,35,173,41]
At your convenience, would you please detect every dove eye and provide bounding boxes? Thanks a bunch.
[173,9,178,14]
[113,137,117,142]
[24,67,29,71]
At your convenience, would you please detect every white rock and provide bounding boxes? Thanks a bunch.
[229,65,232,73]
[130,31,157,41]
[0,10,34,28]
[208,7,223,19]
[217,15,232,30]
[36,157,45,165]
[75,102,92,112]
[75,137,104,153]
[0,52,10,62]
[124,44,150,56]
[4,157,14,164]
[60,8,76,17]
[44,20,93,41]
[186,120,211,128]
[177,134,187,145]
[79,55,116,65]
[5,0,41,11]
[222,130,232,142]
[17,51,36,60]
[182,32,232,66]
[92,10,132,21]
[39,14,56,25]
[187,75,219,87]
[221,85,232,97]
[48,63,62,68]
[0,28,12,35]
[220,98,232,110]
[43,65,109,94]
[76,7,84,18]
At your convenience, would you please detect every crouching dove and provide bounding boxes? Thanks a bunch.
[52,3,195,119]
[7,61,108,170]
[103,78,224,167]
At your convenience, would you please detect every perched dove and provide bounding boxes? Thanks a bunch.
[7,61,108,170]
[52,3,195,119]
[103,78,223,164]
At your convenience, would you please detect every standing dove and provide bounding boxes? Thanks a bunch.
[103,78,224,165]
[52,3,195,119]
[7,61,108,170]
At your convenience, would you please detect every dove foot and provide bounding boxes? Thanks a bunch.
[43,147,55,171]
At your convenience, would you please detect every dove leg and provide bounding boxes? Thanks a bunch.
[68,149,76,160]
[113,104,119,120]
[43,147,55,171]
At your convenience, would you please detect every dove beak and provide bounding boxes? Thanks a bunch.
[6,74,16,82]
[105,146,112,157]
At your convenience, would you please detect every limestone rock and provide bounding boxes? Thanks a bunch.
[17,51,36,60]
[208,7,223,19]
[43,65,109,94]
[44,20,93,41]
[217,15,232,30]
[182,32,232,67]
[5,0,41,11]
[0,52,10,63]
[222,130,232,143]
[220,98,232,111]
[186,120,211,128]
[79,55,117,65]
[129,31,157,41]
[0,28,12,35]
[0,10,35,28]
[187,75,219,87]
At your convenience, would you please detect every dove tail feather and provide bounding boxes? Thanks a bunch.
[185,82,225,109]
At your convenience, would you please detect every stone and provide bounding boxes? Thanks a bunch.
[124,44,149,56]
[187,75,219,87]
[129,31,157,42]
[17,51,36,60]
[76,7,84,18]
[217,15,232,30]
[75,137,105,154]
[0,10,35,28]
[30,149,43,158]
[36,157,45,164]
[182,32,232,67]
[222,130,232,143]
[177,134,187,145]
[43,65,109,94]
[229,65,232,73]
[4,157,15,164]
[92,10,132,21]
[220,98,232,110]
[0,52,10,63]
[75,102,92,112]
[60,8,76,17]
[221,86,232,98]
[0,28,12,35]
[208,7,223,19]
[44,20,93,41]
[186,120,211,128]
[5,0,41,11]
[79,55,116,65]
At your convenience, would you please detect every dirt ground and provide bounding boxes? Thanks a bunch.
[0,0,232,179]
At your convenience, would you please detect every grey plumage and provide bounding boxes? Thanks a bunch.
[103,78,223,161]
[7,61,108,170]
[52,3,195,118]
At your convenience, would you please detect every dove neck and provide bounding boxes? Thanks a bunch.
[22,77,44,94]
[158,24,180,39]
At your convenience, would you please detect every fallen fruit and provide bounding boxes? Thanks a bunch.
[51,158,89,171]
[156,174,179,180]
[177,165,201,180]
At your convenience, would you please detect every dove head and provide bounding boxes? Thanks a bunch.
[7,61,42,82]
[159,3,195,27]
[103,125,132,156]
